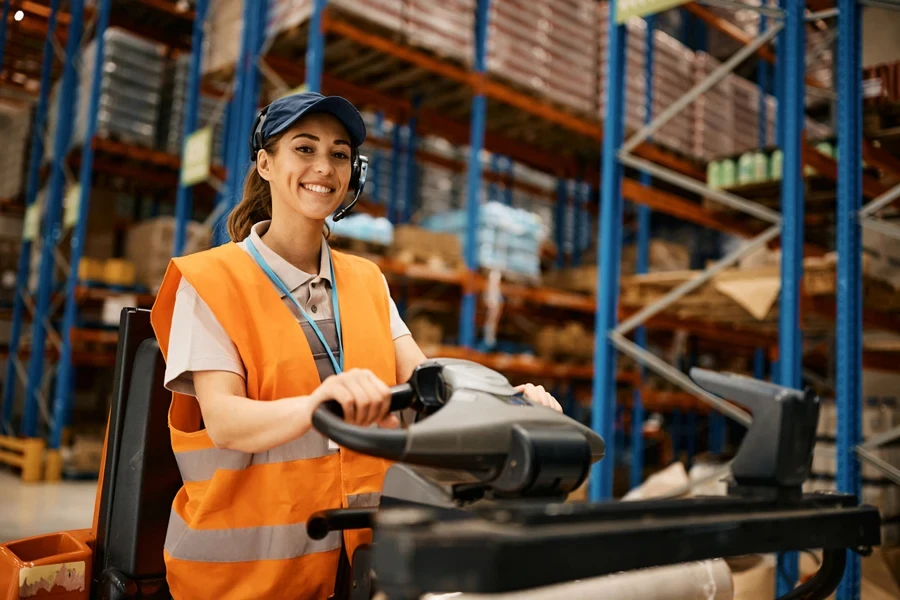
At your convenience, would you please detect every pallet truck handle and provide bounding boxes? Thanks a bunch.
[311,383,415,459]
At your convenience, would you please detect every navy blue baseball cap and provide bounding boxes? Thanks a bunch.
[251,92,367,159]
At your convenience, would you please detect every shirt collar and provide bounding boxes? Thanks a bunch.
[244,220,332,297]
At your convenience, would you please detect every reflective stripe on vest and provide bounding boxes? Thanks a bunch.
[164,509,342,563]
[347,491,381,508]
[173,432,337,482]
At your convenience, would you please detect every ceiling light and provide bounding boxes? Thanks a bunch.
[14,11,24,22]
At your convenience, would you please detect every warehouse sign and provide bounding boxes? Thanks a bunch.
[182,127,214,186]
[616,0,690,22]
[63,184,81,229]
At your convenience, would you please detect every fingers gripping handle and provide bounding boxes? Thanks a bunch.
[311,383,413,460]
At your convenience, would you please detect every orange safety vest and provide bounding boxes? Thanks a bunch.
[150,242,396,600]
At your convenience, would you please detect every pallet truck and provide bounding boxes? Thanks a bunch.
[0,308,882,599]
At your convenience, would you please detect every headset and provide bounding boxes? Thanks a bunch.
[250,104,369,222]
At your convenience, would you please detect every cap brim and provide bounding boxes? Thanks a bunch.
[271,95,367,147]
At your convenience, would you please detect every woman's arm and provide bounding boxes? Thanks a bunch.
[394,334,428,384]
[193,371,319,454]
[194,368,395,454]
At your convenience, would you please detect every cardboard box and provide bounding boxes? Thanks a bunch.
[389,225,462,269]
[125,217,210,292]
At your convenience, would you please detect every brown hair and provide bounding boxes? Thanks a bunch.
[226,133,283,242]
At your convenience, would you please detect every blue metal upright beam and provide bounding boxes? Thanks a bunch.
[403,98,420,224]
[459,0,490,350]
[370,111,384,204]
[306,0,327,93]
[503,157,513,205]
[225,0,266,223]
[591,0,628,501]
[1,0,60,434]
[21,0,85,438]
[0,0,10,70]
[173,0,209,257]
[631,13,655,491]
[776,0,806,594]
[50,0,112,451]
[836,0,863,597]
[555,179,567,269]
[388,122,402,223]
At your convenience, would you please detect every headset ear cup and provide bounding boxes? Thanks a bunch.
[350,150,361,190]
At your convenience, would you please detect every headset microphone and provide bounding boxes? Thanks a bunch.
[333,154,368,222]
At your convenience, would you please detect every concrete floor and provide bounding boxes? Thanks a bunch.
[0,470,97,542]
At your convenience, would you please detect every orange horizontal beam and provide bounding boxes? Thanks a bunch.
[802,145,887,199]
[862,140,900,182]
[804,296,900,335]
[622,178,755,238]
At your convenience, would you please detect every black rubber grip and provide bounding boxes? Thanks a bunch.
[310,383,413,460]
[307,508,377,540]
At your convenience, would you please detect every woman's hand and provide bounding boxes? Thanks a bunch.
[515,383,562,412]
[311,369,399,428]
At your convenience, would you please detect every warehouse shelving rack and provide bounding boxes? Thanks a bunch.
[0,0,206,480]
[597,1,900,598]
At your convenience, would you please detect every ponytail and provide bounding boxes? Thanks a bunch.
[226,132,284,242]
[227,168,271,242]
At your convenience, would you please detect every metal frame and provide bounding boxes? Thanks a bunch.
[594,0,806,513]
[836,0,864,597]
[172,0,209,257]
[22,0,85,439]
[51,0,112,452]
[1,0,61,435]
[458,0,491,350]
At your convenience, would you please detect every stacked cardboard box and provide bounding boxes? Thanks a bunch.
[693,52,736,160]
[408,0,473,64]
[71,28,166,150]
[159,54,225,160]
[487,0,596,115]
[125,217,211,293]
[598,16,695,155]
[0,105,32,200]
[204,0,244,76]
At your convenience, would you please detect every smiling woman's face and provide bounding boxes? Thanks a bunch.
[256,112,353,222]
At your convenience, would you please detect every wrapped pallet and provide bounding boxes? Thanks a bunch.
[68,28,166,150]
[598,14,695,155]
[159,54,225,159]
[0,104,32,200]
[693,52,736,160]
[487,0,596,115]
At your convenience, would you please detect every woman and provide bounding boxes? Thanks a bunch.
[150,91,560,599]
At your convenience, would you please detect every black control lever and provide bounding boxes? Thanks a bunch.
[307,508,376,540]
[311,383,414,460]
[690,368,819,496]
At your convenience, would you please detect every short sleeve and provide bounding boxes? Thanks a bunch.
[164,276,246,397]
[383,275,411,340]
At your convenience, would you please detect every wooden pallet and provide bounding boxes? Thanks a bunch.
[328,235,389,258]
[618,255,900,330]
[391,248,462,273]
[0,435,45,483]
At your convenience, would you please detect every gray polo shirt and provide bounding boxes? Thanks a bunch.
[164,220,410,397]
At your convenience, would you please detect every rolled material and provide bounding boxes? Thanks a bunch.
[416,559,734,600]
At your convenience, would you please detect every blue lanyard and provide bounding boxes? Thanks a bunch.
[245,238,344,374]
